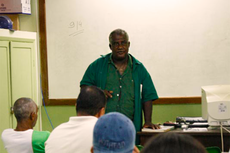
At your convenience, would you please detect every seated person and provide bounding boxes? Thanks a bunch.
[91,112,139,153]
[141,132,207,153]
[1,97,50,153]
[45,86,107,153]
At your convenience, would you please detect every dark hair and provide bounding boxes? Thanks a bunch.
[76,86,106,116]
[13,97,37,122]
[141,132,207,153]
[109,29,129,44]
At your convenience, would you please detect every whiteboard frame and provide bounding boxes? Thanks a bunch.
[38,0,201,106]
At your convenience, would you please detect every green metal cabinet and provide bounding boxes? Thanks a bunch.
[0,30,39,153]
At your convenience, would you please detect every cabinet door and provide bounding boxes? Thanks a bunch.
[10,41,37,128]
[0,41,12,153]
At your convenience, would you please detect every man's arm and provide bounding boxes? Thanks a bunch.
[140,64,159,129]
[142,100,160,129]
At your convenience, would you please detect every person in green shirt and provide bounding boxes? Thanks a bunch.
[1,98,50,153]
[80,29,159,138]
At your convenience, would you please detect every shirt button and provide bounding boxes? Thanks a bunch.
[120,78,122,80]
[120,86,122,88]
[117,94,119,96]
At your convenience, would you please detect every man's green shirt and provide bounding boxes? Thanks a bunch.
[105,55,135,120]
[80,53,158,133]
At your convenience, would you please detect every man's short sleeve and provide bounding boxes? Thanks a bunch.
[32,131,50,153]
[141,65,158,103]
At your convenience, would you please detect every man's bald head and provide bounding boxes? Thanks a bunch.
[13,98,37,122]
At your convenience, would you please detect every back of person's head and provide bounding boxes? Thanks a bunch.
[141,132,207,153]
[13,97,37,123]
[77,86,106,116]
[92,112,136,153]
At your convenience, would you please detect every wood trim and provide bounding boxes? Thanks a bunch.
[47,99,76,106]
[38,1,201,106]
[153,97,201,105]
[42,97,201,106]
[39,0,49,105]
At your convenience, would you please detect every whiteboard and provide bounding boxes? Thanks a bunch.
[46,0,230,99]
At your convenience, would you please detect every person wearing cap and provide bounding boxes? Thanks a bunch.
[1,97,50,153]
[45,86,107,153]
[80,29,159,142]
[141,132,207,153]
[91,112,139,153]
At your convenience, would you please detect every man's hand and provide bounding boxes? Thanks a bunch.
[143,122,160,129]
[132,146,140,153]
[143,101,161,129]
[104,90,113,98]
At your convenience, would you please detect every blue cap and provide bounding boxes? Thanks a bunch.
[0,16,13,30]
[93,112,136,153]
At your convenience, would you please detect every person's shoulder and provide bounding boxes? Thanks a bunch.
[33,130,50,138]
[100,53,111,58]
[70,116,98,124]
[130,54,146,70]
[129,54,142,65]
[1,129,14,137]
[47,120,71,135]
[130,54,150,75]
[89,53,111,68]
[94,53,111,62]
[33,130,50,142]
[2,128,14,133]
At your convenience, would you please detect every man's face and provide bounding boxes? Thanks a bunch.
[109,34,130,61]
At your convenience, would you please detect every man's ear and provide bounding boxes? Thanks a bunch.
[95,107,105,118]
[128,42,130,48]
[30,112,35,121]
[109,44,112,50]
[90,146,94,153]
[99,107,105,117]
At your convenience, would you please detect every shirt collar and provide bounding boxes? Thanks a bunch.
[108,54,133,67]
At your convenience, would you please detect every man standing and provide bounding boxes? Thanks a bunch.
[1,98,50,153]
[45,86,106,153]
[80,29,159,135]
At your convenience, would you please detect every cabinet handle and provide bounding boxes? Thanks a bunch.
[10,107,14,114]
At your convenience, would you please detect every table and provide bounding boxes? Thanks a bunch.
[137,128,230,152]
